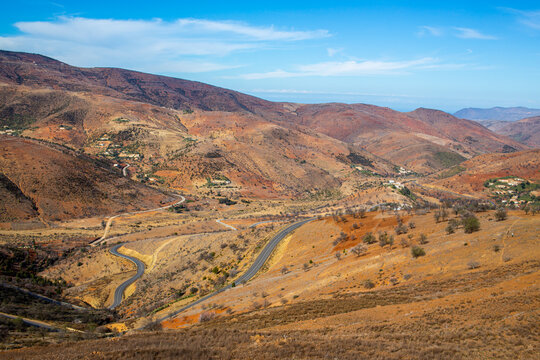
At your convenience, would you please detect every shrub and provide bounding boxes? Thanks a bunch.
[411,246,426,258]
[468,261,480,269]
[199,311,217,322]
[408,222,416,229]
[495,208,507,221]
[351,243,368,256]
[363,279,375,289]
[378,231,389,247]
[492,244,501,252]
[395,223,408,235]
[281,266,289,275]
[419,233,428,244]
[335,252,341,260]
[362,232,376,244]
[462,215,480,233]
[446,219,458,234]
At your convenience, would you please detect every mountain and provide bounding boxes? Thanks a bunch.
[487,116,540,148]
[0,135,171,224]
[0,50,527,194]
[454,106,540,122]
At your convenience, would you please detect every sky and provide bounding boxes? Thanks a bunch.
[0,1,539,112]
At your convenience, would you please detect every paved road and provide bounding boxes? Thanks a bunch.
[149,217,314,326]
[108,244,146,310]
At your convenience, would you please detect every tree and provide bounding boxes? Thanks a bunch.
[462,215,480,233]
[495,208,507,221]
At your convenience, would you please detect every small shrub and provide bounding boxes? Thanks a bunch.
[418,233,428,244]
[363,279,375,289]
[281,266,289,275]
[362,232,376,244]
[468,261,481,269]
[411,246,425,258]
[199,311,217,322]
[492,244,501,252]
[351,243,368,256]
[408,222,416,229]
[335,252,342,260]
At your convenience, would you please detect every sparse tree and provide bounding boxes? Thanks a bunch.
[495,208,507,221]
[362,232,376,244]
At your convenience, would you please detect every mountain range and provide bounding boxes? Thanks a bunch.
[0,50,531,221]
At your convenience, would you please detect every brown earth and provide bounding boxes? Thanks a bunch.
[427,149,540,196]
[0,135,170,222]
[489,116,540,147]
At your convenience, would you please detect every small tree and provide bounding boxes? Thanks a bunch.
[446,218,459,234]
[362,232,376,244]
[378,231,389,247]
[419,233,428,244]
[462,215,480,233]
[351,243,368,257]
[411,246,426,258]
[495,208,507,221]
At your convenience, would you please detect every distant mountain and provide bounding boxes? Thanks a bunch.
[454,107,540,122]
[488,116,540,148]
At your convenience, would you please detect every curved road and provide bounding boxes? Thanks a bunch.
[91,195,185,247]
[108,244,146,310]
[150,217,314,326]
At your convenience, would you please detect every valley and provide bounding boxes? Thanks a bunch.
[0,50,538,359]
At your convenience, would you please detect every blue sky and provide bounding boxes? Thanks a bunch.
[1,1,539,112]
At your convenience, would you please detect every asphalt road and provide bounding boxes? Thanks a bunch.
[108,244,146,310]
[149,217,314,326]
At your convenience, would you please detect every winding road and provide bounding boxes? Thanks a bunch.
[108,244,146,310]
[149,217,314,325]
[91,195,185,247]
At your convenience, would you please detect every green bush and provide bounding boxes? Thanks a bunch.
[411,246,426,258]
[462,215,480,233]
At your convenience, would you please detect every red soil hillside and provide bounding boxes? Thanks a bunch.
[0,135,171,223]
[489,116,540,148]
[427,149,540,196]
[0,50,525,176]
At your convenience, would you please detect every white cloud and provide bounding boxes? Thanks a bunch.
[504,8,540,30]
[417,26,443,37]
[235,58,442,79]
[327,47,343,57]
[0,16,329,73]
[453,27,497,40]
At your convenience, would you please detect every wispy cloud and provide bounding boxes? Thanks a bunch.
[502,8,540,30]
[0,16,329,73]
[417,26,443,37]
[234,58,451,79]
[453,27,497,40]
[327,47,343,57]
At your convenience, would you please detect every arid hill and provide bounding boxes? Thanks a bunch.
[0,50,526,176]
[0,136,171,223]
[488,116,540,148]
[427,149,540,196]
